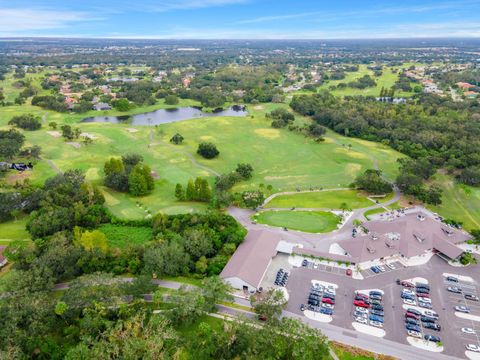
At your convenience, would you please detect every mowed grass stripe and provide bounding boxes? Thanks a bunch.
[253,210,341,233]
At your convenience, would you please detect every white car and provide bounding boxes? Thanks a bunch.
[355,306,368,313]
[466,344,480,352]
[407,330,422,338]
[370,320,383,328]
[355,316,368,324]
[402,289,415,296]
[424,310,439,319]
[386,263,396,270]
[419,297,432,304]
[403,298,417,306]
[322,303,334,309]
[462,327,476,335]
[377,266,386,272]
[325,289,336,296]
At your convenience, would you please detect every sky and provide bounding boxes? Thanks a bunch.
[1,0,480,39]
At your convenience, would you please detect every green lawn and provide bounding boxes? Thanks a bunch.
[429,173,480,231]
[98,224,153,248]
[265,190,375,209]
[363,207,387,220]
[0,217,30,241]
[253,210,341,233]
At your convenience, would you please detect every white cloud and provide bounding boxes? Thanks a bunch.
[0,8,96,33]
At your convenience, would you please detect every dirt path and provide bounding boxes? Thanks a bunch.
[44,158,62,174]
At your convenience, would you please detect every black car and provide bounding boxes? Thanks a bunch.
[424,334,441,343]
[372,304,384,311]
[415,287,429,294]
[302,259,308,267]
[405,318,419,326]
[446,276,458,282]
[465,293,480,301]
[416,283,430,291]
[421,315,435,323]
[300,304,306,311]
[371,309,384,317]
[423,323,441,331]
[308,299,319,306]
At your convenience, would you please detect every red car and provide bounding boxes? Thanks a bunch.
[346,269,352,276]
[405,312,420,320]
[353,300,370,308]
[355,292,369,300]
[417,293,430,298]
[322,297,335,305]
[401,281,415,288]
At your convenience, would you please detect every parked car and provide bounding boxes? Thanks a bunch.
[308,299,319,306]
[407,330,422,338]
[369,290,383,297]
[370,320,383,328]
[346,269,352,276]
[405,318,419,326]
[320,308,333,315]
[446,276,458,282]
[405,312,420,320]
[403,298,417,306]
[353,300,370,308]
[424,334,441,343]
[355,316,367,324]
[322,303,334,309]
[355,306,368,314]
[401,293,415,300]
[322,298,335,305]
[465,294,480,301]
[302,259,308,267]
[370,266,380,274]
[402,288,415,295]
[406,324,421,332]
[369,315,384,323]
[418,301,432,309]
[416,283,430,291]
[415,287,429,294]
[372,304,384,311]
[300,304,306,311]
[419,297,432,304]
[354,311,367,318]
[462,327,476,335]
[400,280,415,288]
[386,263,396,270]
[417,293,430,298]
[323,293,335,300]
[421,315,435,323]
[455,305,470,313]
[370,299,382,305]
[370,294,382,301]
[377,266,386,272]
[423,310,439,319]
[406,308,421,316]
[371,309,384,317]
[447,286,462,294]
[466,344,480,352]
[424,323,441,331]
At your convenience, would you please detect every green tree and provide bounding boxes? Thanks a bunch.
[114,98,132,112]
[48,121,57,130]
[164,94,179,105]
[197,142,219,159]
[168,286,206,325]
[195,256,208,274]
[0,129,25,159]
[128,163,154,196]
[183,228,214,259]
[354,169,392,194]
[186,179,196,201]
[175,183,185,200]
[60,124,74,140]
[200,276,234,312]
[74,228,108,253]
[235,163,254,180]
[251,288,287,323]
[170,133,184,144]
[143,242,190,277]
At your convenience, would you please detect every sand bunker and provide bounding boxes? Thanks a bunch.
[47,131,61,138]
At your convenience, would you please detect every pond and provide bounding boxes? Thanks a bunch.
[81,105,247,125]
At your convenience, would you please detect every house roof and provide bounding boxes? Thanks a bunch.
[337,211,470,262]
[220,230,279,288]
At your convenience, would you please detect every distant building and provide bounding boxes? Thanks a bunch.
[93,102,111,111]
[221,230,280,292]
[336,211,470,264]
[376,97,406,104]
[457,82,474,90]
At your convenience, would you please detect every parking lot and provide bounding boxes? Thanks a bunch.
[285,254,480,358]
[361,261,403,279]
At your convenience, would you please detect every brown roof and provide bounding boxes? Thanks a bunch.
[220,230,279,288]
[337,211,470,262]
